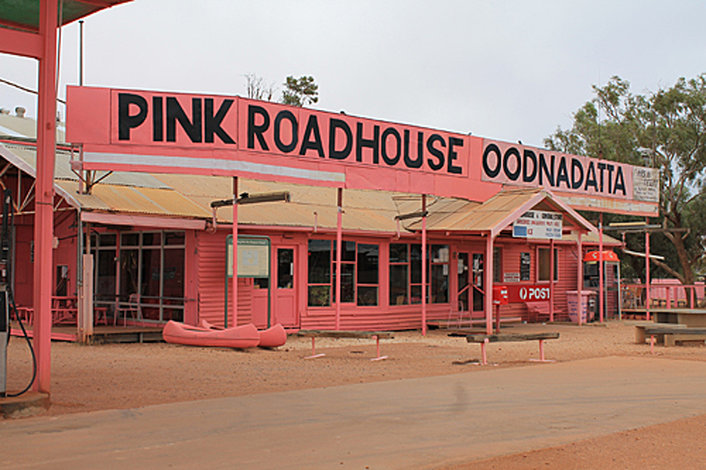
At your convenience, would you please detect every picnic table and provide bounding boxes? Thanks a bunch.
[296,330,394,361]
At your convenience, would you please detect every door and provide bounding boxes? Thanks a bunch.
[472,253,485,312]
[457,253,470,313]
[273,246,297,328]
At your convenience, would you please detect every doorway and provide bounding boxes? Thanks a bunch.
[273,246,297,328]
[458,252,484,315]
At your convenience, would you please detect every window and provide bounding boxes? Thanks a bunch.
[493,247,502,283]
[91,231,185,322]
[307,240,379,307]
[388,243,449,305]
[537,247,559,282]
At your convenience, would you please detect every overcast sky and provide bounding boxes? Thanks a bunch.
[1,0,705,147]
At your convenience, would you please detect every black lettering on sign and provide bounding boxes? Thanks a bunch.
[447,137,463,174]
[166,97,201,143]
[329,118,352,160]
[118,93,148,140]
[248,105,270,150]
[381,127,402,165]
[426,134,445,171]
[482,143,502,178]
[205,98,235,144]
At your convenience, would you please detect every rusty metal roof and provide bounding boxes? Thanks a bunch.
[0,120,599,237]
[407,187,597,237]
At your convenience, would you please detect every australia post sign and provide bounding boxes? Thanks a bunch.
[505,284,551,303]
[66,86,659,216]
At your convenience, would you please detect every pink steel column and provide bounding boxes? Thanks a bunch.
[549,238,555,322]
[232,177,238,326]
[335,188,342,330]
[599,213,604,323]
[485,233,494,334]
[33,0,58,393]
[577,231,583,326]
[421,195,427,336]
[645,228,651,321]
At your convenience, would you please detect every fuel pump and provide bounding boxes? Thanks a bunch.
[0,189,36,397]
[1,189,11,396]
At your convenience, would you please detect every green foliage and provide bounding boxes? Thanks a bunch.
[281,75,319,107]
[547,75,706,282]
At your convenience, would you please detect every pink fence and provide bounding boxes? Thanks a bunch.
[621,280,705,309]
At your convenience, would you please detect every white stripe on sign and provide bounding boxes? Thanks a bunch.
[83,151,346,183]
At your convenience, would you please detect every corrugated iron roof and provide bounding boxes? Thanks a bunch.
[0,114,599,237]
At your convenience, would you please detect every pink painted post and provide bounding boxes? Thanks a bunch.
[33,0,58,393]
[577,231,583,326]
[690,287,695,308]
[485,233,494,335]
[232,177,238,327]
[645,229,651,321]
[335,188,342,330]
[481,338,489,365]
[650,335,655,355]
[539,339,545,361]
[549,238,555,322]
[599,213,604,323]
[666,286,671,309]
[421,195,427,336]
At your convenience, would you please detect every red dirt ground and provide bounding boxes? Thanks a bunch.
[5,320,706,468]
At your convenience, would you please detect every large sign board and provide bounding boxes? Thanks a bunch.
[66,86,659,216]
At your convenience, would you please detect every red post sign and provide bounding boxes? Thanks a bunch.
[505,284,552,303]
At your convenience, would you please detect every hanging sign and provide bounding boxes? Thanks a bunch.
[513,210,563,240]
[505,284,552,303]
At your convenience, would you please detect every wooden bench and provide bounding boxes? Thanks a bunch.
[449,332,560,365]
[634,322,686,344]
[643,326,706,348]
[296,330,394,361]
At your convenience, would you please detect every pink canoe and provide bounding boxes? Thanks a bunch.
[162,320,260,349]
[198,319,287,348]
[258,324,287,348]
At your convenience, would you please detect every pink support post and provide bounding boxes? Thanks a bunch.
[335,188,342,330]
[539,339,545,361]
[549,238,555,322]
[33,0,59,393]
[577,231,583,326]
[650,335,655,355]
[305,337,326,359]
[690,287,695,309]
[421,195,427,336]
[485,234,494,335]
[232,177,238,327]
[667,286,671,309]
[599,213,604,323]
[645,229,651,321]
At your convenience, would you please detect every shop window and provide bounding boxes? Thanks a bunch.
[357,243,379,306]
[388,243,449,305]
[537,247,559,281]
[307,239,331,306]
[308,240,379,307]
[91,231,185,322]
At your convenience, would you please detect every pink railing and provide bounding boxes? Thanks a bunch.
[621,281,705,310]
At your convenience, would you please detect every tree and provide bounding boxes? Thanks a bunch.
[546,75,706,284]
[281,75,318,107]
[244,73,275,101]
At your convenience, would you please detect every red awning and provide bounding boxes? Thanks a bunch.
[584,250,619,262]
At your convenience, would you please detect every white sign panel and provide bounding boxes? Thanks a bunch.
[226,237,270,277]
[513,210,563,240]
[632,167,660,202]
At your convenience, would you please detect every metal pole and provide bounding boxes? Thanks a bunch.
[599,213,604,322]
[33,0,59,393]
[421,194,427,336]
[78,20,84,86]
[645,227,651,322]
[549,238,555,322]
[232,177,238,326]
[335,188,342,330]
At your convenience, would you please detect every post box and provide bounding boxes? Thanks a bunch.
[493,285,509,305]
